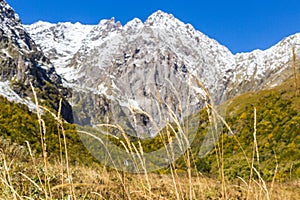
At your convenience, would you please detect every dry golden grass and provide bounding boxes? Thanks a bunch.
[0,145,300,200]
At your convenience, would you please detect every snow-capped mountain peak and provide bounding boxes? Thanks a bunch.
[25,21,54,33]
[24,21,94,72]
[25,11,300,99]
[124,18,143,32]
[24,10,300,136]
[145,10,177,26]
[229,32,300,97]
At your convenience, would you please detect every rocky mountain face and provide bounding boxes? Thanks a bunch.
[25,13,235,103]
[0,0,73,122]
[25,10,300,137]
[2,3,297,137]
[25,12,234,136]
[228,34,300,98]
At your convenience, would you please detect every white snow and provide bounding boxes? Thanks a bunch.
[1,49,12,58]
[192,86,207,98]
[0,81,36,110]
[124,18,143,31]
[128,99,139,108]
[119,98,140,110]
[24,21,94,72]
[234,33,300,86]
[23,21,54,33]
[97,83,108,94]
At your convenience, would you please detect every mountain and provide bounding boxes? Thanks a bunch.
[229,34,300,98]
[25,11,236,137]
[24,10,300,137]
[25,12,235,103]
[25,11,300,98]
[0,0,72,122]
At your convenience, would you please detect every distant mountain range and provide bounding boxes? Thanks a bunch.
[1,0,299,137]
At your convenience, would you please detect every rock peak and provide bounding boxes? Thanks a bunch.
[0,0,20,23]
[145,10,177,26]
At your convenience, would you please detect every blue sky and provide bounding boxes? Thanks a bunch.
[6,0,300,54]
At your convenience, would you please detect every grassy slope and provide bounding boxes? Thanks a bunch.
[202,74,300,181]
[0,95,95,165]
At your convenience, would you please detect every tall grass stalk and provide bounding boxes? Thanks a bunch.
[30,83,51,199]
[57,98,76,199]
[1,154,20,199]
[25,141,45,194]
[270,151,279,199]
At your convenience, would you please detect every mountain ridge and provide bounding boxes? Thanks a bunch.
[24,10,300,54]
[25,10,300,99]
[23,10,300,136]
